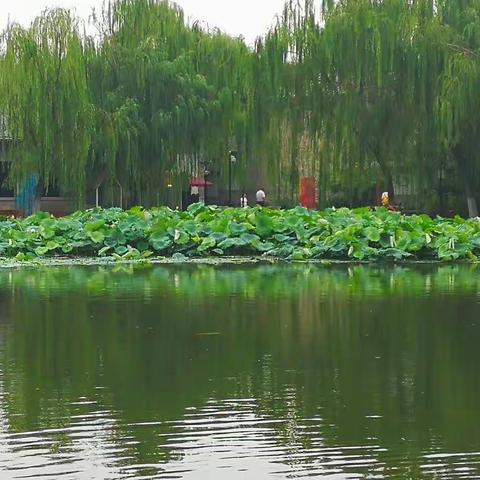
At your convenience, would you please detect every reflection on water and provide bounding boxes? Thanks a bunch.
[0,263,479,479]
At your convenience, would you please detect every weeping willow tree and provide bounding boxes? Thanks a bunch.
[261,0,480,215]
[434,0,480,217]
[0,10,93,204]
[2,0,480,214]
[260,0,432,206]
[86,0,256,205]
[0,0,256,207]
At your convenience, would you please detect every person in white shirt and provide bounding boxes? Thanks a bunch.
[256,188,266,206]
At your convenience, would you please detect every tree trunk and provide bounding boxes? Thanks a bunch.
[466,195,478,218]
[457,154,478,218]
[387,175,395,204]
[464,179,479,218]
[370,142,394,205]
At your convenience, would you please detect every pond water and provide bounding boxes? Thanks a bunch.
[0,263,479,479]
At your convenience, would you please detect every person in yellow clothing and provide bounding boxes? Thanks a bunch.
[381,192,397,211]
[381,192,389,207]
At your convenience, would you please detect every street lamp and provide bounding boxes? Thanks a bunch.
[228,150,237,206]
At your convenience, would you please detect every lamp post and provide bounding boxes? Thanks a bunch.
[167,182,173,208]
[202,161,211,205]
[228,150,237,206]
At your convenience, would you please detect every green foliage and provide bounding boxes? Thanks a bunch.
[1,205,480,261]
[0,0,254,206]
[2,0,480,214]
[260,0,480,213]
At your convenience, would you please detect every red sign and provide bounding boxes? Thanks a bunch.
[300,177,317,209]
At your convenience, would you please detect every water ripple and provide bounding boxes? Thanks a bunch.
[2,397,480,478]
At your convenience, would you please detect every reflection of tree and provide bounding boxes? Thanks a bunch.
[0,264,480,477]
[1,263,479,301]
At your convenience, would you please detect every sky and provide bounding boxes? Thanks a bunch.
[0,0,287,44]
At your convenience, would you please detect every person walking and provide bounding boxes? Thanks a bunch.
[256,188,266,206]
[240,193,248,208]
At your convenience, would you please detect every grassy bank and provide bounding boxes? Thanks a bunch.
[1,204,479,262]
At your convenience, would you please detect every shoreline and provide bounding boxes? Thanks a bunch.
[0,255,476,269]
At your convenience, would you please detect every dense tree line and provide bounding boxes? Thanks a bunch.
[1,0,480,215]
[272,0,480,216]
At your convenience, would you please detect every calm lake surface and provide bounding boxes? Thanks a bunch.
[0,263,479,479]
